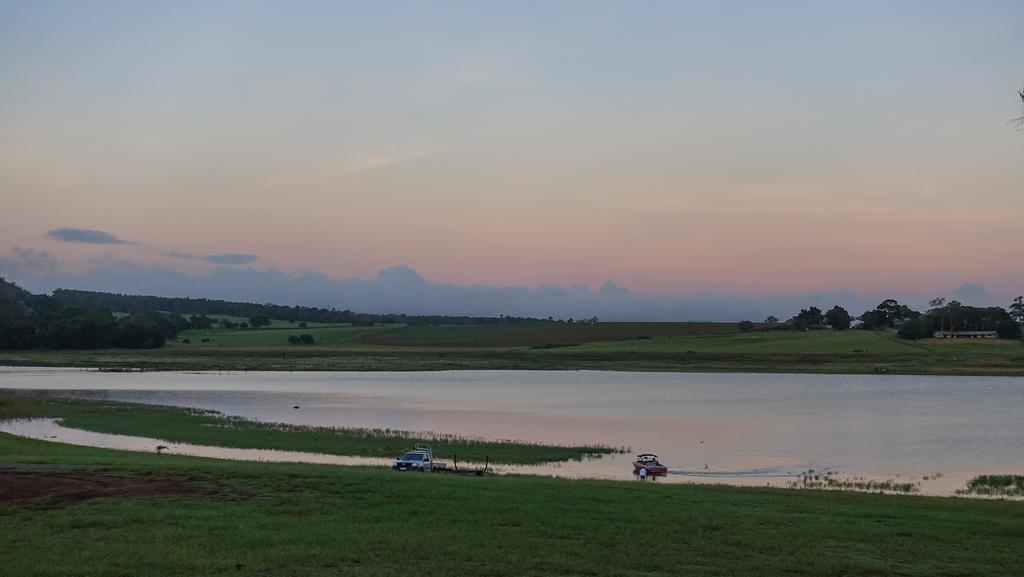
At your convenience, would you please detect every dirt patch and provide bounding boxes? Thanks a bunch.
[0,471,208,505]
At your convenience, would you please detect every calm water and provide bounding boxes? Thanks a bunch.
[2,367,1022,494]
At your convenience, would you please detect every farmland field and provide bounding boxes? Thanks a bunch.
[361,321,756,348]
[1,322,1023,375]
[176,324,395,348]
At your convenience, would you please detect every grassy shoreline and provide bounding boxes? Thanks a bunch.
[0,393,615,465]
[3,347,1024,376]
[2,433,1022,576]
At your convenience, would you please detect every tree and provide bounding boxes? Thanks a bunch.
[299,333,315,344]
[876,299,901,325]
[1010,296,1024,324]
[825,306,851,330]
[925,301,1017,335]
[861,299,917,329]
[737,320,755,333]
[897,316,933,340]
[249,315,272,328]
[190,314,213,329]
[788,306,823,330]
[765,315,778,325]
[996,319,1022,339]
[115,314,167,349]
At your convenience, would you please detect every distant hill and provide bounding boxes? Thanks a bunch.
[0,277,31,303]
[50,288,539,326]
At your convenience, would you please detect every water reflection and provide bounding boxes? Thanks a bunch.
[2,367,1024,496]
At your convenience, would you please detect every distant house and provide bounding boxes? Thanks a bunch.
[932,330,997,339]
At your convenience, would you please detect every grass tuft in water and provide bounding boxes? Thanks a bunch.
[956,474,1024,497]
[791,475,919,494]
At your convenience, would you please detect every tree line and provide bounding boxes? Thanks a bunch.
[1,278,547,351]
[1,279,187,350]
[50,288,541,327]
[752,296,1023,340]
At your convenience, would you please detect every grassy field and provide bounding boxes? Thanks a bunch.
[361,321,756,348]
[0,393,614,465]
[176,324,394,348]
[1,433,1022,577]
[562,329,1024,357]
[2,322,1023,375]
[200,314,343,329]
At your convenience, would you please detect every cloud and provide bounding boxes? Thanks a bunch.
[166,250,259,266]
[338,148,438,175]
[0,257,871,322]
[201,253,259,265]
[44,227,134,244]
[952,282,991,305]
[0,246,60,278]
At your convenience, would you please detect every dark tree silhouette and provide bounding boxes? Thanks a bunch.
[1014,86,1024,129]
[825,306,852,330]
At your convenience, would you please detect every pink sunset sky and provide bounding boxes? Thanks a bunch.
[2,2,1022,316]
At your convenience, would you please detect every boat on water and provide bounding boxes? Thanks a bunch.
[632,453,668,476]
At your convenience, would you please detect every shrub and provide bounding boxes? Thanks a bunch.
[897,317,933,340]
[996,320,1021,339]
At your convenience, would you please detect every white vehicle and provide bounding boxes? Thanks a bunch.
[392,444,434,471]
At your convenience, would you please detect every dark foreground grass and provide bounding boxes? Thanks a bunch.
[0,393,614,465]
[1,433,1022,577]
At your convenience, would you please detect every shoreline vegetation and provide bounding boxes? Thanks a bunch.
[957,474,1024,498]
[1,433,1022,576]
[0,393,616,465]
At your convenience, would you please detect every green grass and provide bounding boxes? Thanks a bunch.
[0,393,614,465]
[2,324,1023,375]
[1,433,1022,577]
[561,329,1024,362]
[561,329,931,355]
[174,324,397,348]
[363,321,755,348]
[200,314,351,329]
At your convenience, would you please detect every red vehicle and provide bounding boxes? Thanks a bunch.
[632,454,668,476]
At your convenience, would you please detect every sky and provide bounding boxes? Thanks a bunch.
[1,1,1022,319]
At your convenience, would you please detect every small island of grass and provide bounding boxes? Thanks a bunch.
[0,392,616,465]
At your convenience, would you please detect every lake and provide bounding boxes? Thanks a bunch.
[2,367,1022,495]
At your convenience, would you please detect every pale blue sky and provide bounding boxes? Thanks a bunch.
[1,1,1022,308]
